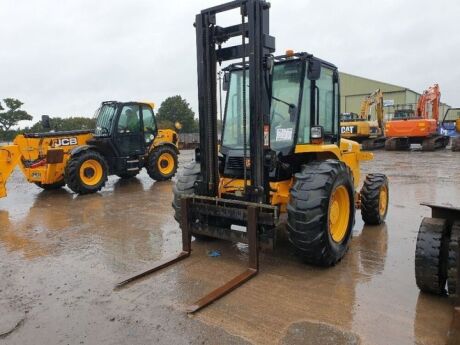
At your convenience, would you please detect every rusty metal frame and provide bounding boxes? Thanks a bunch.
[116,197,260,314]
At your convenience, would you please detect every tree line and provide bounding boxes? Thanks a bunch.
[0,96,199,142]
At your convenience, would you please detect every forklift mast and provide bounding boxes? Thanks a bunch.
[194,0,275,203]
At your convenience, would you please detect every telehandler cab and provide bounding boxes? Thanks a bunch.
[0,101,179,198]
[118,0,389,313]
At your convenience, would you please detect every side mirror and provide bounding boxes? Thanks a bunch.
[307,60,321,80]
[222,72,230,91]
[41,115,51,129]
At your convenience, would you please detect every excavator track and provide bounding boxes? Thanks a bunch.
[385,137,410,151]
[362,137,386,150]
[422,135,449,151]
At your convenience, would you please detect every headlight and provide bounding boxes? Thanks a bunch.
[311,126,324,139]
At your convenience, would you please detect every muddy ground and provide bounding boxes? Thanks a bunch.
[0,149,459,345]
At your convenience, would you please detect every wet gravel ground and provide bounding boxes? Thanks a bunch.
[0,149,459,345]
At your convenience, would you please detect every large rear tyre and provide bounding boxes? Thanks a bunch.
[415,217,449,295]
[65,150,108,195]
[287,160,355,266]
[34,180,65,190]
[447,221,460,296]
[360,174,389,225]
[147,146,178,181]
[172,161,214,241]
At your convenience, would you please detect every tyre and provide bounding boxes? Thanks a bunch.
[65,150,108,195]
[287,160,355,266]
[117,171,139,179]
[447,221,460,296]
[147,145,178,181]
[415,217,449,295]
[452,137,460,152]
[34,179,65,190]
[360,173,389,225]
[172,161,214,241]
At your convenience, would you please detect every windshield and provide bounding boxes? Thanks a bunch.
[94,104,117,136]
[444,108,460,122]
[222,60,302,150]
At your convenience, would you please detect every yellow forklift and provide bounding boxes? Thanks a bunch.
[119,0,389,313]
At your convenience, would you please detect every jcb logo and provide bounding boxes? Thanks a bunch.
[340,126,356,134]
[52,137,78,147]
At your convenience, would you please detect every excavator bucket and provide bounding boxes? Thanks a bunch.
[0,145,21,198]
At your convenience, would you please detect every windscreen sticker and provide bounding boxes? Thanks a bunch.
[276,128,293,141]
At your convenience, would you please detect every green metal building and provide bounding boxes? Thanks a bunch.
[339,72,450,119]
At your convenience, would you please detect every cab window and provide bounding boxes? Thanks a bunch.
[118,105,140,133]
[316,67,334,134]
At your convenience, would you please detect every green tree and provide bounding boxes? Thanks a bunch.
[157,96,197,133]
[27,116,96,133]
[0,98,33,131]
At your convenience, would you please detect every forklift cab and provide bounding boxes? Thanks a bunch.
[93,101,158,157]
[220,53,340,178]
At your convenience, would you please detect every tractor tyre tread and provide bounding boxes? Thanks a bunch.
[287,160,355,267]
[147,145,178,181]
[64,150,108,195]
[360,173,389,225]
[447,221,460,296]
[415,217,449,295]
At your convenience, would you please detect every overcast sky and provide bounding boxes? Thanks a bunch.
[1,0,459,126]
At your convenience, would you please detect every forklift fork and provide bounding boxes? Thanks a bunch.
[116,197,259,314]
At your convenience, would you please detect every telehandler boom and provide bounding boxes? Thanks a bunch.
[0,101,179,198]
[118,0,389,313]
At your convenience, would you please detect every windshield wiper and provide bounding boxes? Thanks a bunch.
[272,96,296,110]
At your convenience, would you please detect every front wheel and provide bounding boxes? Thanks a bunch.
[287,160,355,266]
[147,146,178,181]
[65,150,108,195]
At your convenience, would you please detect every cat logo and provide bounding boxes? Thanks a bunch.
[340,126,357,134]
[51,137,78,147]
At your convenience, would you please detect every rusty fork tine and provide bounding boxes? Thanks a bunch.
[115,198,192,289]
[187,206,260,314]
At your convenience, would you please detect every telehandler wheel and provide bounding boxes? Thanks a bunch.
[117,171,139,179]
[360,174,389,225]
[34,180,65,190]
[172,161,215,241]
[287,160,355,266]
[147,146,178,181]
[65,150,108,195]
[415,217,449,295]
[447,221,460,296]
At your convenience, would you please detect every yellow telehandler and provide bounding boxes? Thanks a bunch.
[0,101,179,198]
[118,0,389,314]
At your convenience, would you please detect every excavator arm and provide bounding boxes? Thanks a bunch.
[359,88,384,132]
[416,84,440,121]
[0,145,21,198]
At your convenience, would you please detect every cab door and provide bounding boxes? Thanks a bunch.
[141,105,158,152]
[115,104,144,156]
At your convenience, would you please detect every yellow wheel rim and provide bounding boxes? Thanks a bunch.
[329,185,351,243]
[379,185,388,216]
[157,152,175,175]
[79,159,103,186]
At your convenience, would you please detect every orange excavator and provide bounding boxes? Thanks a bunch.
[385,84,449,151]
